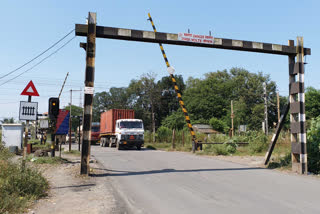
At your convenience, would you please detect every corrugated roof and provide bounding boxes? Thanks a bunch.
[193,124,219,134]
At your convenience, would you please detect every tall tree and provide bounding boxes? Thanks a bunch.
[1,117,15,124]
[156,75,186,127]
[64,105,83,131]
[183,68,278,131]
[305,87,320,120]
[92,87,129,122]
[127,73,161,142]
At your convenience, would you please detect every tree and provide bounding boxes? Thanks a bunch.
[127,73,161,128]
[156,75,186,127]
[92,87,130,122]
[305,87,320,120]
[209,117,228,133]
[1,117,15,124]
[183,68,278,131]
[161,110,186,130]
[64,105,83,131]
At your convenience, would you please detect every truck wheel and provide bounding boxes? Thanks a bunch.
[136,145,141,150]
[100,139,104,147]
[106,139,110,147]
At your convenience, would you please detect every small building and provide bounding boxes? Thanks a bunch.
[2,124,24,149]
[193,124,219,136]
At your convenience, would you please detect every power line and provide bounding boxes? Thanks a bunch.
[0,29,75,80]
[0,36,76,87]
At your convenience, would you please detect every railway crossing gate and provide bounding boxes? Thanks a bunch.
[75,12,311,175]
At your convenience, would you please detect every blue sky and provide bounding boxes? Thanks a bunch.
[0,0,319,120]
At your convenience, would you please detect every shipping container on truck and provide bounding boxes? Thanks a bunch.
[99,109,144,150]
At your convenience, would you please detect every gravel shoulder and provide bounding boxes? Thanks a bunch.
[27,146,127,214]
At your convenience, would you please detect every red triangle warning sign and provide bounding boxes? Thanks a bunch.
[21,80,39,96]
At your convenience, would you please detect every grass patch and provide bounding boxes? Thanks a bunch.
[27,156,68,164]
[267,153,291,169]
[28,139,41,144]
[146,145,156,150]
[0,142,48,213]
[63,150,81,156]
[144,143,172,151]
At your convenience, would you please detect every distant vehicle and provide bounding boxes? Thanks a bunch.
[91,122,100,145]
[66,132,76,143]
[99,109,144,150]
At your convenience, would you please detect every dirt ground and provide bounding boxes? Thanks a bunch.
[26,147,127,214]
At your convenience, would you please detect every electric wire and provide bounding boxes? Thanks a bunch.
[0,36,76,87]
[0,29,75,80]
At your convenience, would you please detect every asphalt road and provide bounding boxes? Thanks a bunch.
[91,146,320,214]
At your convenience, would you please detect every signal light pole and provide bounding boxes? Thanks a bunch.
[48,97,60,157]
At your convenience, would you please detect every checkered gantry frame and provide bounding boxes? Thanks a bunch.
[75,18,311,173]
[289,38,307,174]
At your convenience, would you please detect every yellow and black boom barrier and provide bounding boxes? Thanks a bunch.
[147,13,199,151]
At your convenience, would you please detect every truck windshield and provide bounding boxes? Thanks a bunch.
[91,126,100,132]
[120,121,143,129]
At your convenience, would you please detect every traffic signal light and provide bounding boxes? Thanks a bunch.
[48,97,59,120]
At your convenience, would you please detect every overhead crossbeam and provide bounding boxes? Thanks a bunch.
[75,24,311,56]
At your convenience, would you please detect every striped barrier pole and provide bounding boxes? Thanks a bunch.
[147,13,198,149]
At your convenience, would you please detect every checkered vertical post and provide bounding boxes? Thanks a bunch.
[80,12,96,175]
[289,38,307,174]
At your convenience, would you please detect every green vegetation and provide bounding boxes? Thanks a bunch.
[267,153,291,169]
[209,117,228,133]
[0,142,48,213]
[27,156,68,164]
[306,116,320,174]
[92,67,320,174]
[64,105,83,131]
[63,150,81,156]
[0,117,15,124]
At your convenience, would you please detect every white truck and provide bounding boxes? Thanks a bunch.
[99,109,144,150]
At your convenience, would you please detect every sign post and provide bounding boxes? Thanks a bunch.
[20,80,39,169]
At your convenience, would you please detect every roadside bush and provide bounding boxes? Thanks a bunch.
[0,141,48,213]
[209,117,228,133]
[246,131,268,154]
[212,144,228,155]
[0,142,13,161]
[307,117,320,174]
[208,134,229,143]
[226,143,237,154]
[156,126,172,143]
[268,153,291,169]
[203,143,236,156]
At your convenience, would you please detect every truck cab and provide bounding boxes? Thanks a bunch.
[115,119,144,150]
[91,122,100,145]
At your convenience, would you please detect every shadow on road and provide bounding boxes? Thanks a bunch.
[90,167,264,177]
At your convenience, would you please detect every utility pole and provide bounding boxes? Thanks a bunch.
[277,92,280,123]
[22,95,31,170]
[152,111,155,143]
[172,129,176,149]
[69,89,72,152]
[80,12,96,175]
[231,100,234,137]
[79,87,82,107]
[263,82,268,136]
[78,116,81,151]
